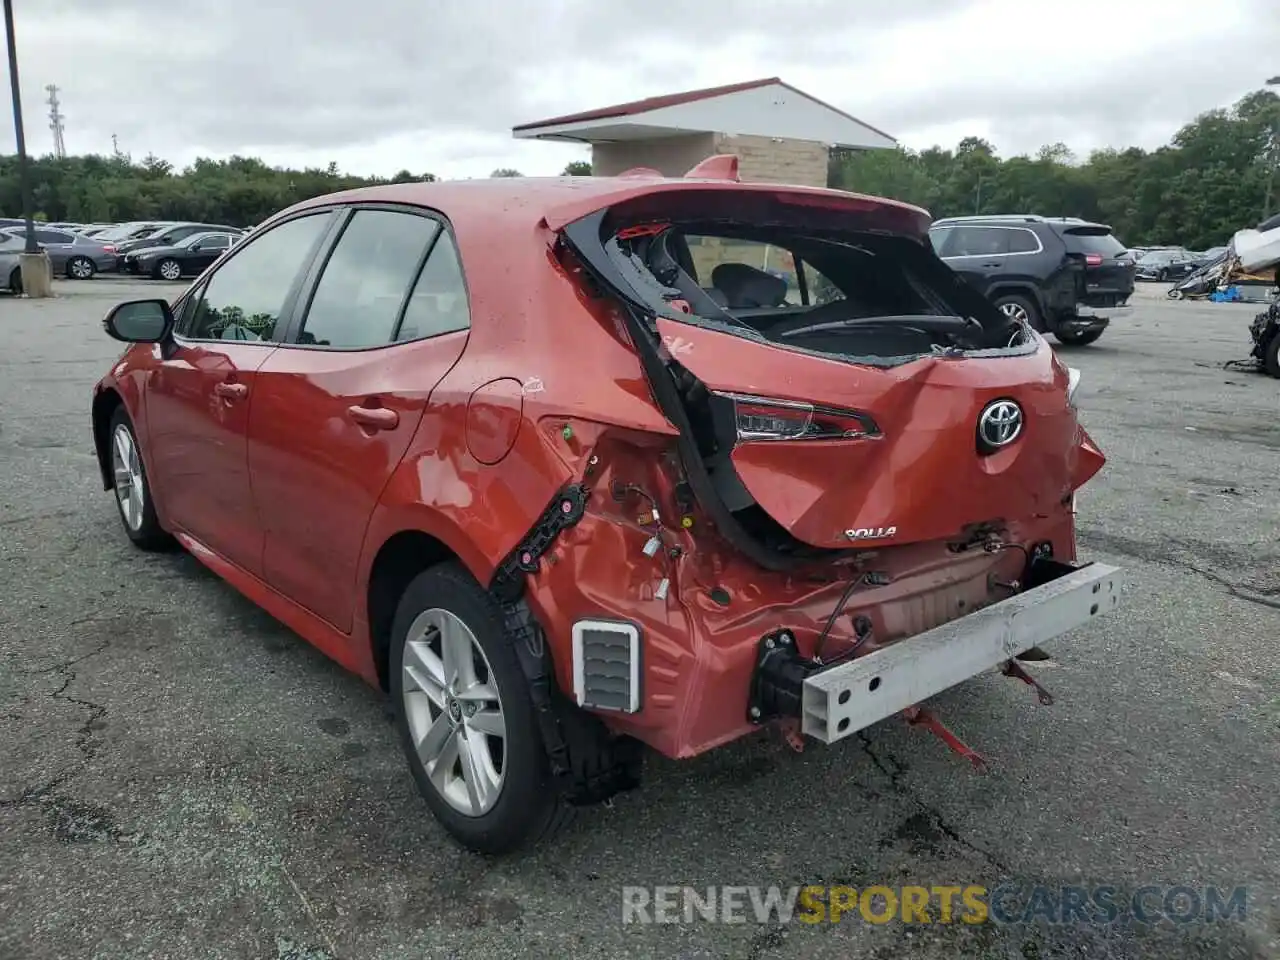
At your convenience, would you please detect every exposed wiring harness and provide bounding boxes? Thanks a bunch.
[812,572,873,664]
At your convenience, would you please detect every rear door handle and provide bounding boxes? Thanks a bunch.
[347,405,399,430]
[214,381,248,400]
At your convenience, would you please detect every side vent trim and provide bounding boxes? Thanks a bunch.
[571,619,641,713]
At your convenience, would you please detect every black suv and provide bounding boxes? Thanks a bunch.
[929,215,1135,346]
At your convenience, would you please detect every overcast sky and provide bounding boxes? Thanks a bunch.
[4,0,1277,178]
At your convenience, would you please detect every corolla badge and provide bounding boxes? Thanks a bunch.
[845,526,897,541]
[977,399,1023,449]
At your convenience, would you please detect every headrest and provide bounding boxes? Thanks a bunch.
[710,262,789,309]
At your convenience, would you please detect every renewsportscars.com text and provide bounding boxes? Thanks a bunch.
[621,884,1248,926]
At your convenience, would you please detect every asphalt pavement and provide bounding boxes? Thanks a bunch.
[1,279,1277,960]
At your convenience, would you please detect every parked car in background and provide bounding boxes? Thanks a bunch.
[122,230,241,280]
[1195,246,1228,263]
[90,174,1118,853]
[94,221,179,245]
[1134,248,1197,281]
[76,224,118,238]
[929,214,1134,346]
[113,222,243,260]
[1,228,24,293]
[6,225,119,279]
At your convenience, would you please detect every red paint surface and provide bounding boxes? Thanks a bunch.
[92,174,1105,761]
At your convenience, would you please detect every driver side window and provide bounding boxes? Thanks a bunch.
[182,213,331,342]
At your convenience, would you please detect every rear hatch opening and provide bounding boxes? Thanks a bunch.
[1055,222,1133,307]
[607,221,1035,368]
[560,193,1080,571]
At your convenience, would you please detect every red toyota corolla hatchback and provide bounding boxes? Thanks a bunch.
[91,163,1119,853]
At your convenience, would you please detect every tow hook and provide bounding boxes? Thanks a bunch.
[1001,658,1055,706]
[778,717,806,754]
[902,705,989,773]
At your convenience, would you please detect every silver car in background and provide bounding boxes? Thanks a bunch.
[6,225,119,279]
[1,229,23,293]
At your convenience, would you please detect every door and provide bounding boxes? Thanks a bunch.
[248,208,472,632]
[144,211,335,574]
[186,233,233,273]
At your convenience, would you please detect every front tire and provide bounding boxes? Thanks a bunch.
[8,267,20,294]
[993,293,1043,332]
[67,256,96,280]
[155,258,182,281]
[108,407,172,550]
[1265,333,1280,379]
[390,563,562,854]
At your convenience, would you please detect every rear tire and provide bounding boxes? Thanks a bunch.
[993,293,1043,332]
[1054,328,1104,346]
[67,256,96,280]
[389,562,564,854]
[108,407,173,551]
[1265,333,1280,379]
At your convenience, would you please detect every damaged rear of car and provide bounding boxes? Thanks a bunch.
[522,178,1121,773]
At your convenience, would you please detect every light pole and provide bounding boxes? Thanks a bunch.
[3,0,52,296]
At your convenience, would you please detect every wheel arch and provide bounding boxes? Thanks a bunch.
[366,528,463,691]
[92,388,125,490]
[986,282,1046,312]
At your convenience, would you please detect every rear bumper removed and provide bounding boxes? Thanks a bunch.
[748,559,1122,746]
[803,560,1120,743]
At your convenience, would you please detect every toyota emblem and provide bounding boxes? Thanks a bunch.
[977,399,1023,451]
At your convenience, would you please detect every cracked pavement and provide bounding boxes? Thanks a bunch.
[1,280,1278,960]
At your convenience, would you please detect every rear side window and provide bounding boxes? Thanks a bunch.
[299,209,441,349]
[395,231,471,341]
[1005,229,1041,254]
[184,212,332,342]
[1060,228,1125,257]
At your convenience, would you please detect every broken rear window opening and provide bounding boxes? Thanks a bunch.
[600,220,1037,367]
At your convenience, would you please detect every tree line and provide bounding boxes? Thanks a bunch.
[830,89,1280,250]
[2,90,1274,247]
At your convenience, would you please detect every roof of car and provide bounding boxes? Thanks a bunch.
[278,174,932,237]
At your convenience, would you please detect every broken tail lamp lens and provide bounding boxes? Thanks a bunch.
[716,392,880,442]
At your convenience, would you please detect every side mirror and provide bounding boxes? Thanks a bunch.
[103,299,174,343]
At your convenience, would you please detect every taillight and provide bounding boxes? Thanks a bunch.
[715,391,880,442]
[1084,253,1103,267]
[102,244,116,254]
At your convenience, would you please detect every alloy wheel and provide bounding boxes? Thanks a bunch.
[999,301,1029,325]
[111,423,145,531]
[69,257,94,279]
[400,608,507,817]
[159,260,181,281]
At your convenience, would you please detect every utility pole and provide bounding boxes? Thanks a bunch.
[45,83,65,158]
[111,132,119,156]
[3,0,52,295]
[1265,76,1280,220]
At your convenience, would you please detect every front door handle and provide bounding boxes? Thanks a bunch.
[214,381,248,400]
[347,405,399,430]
